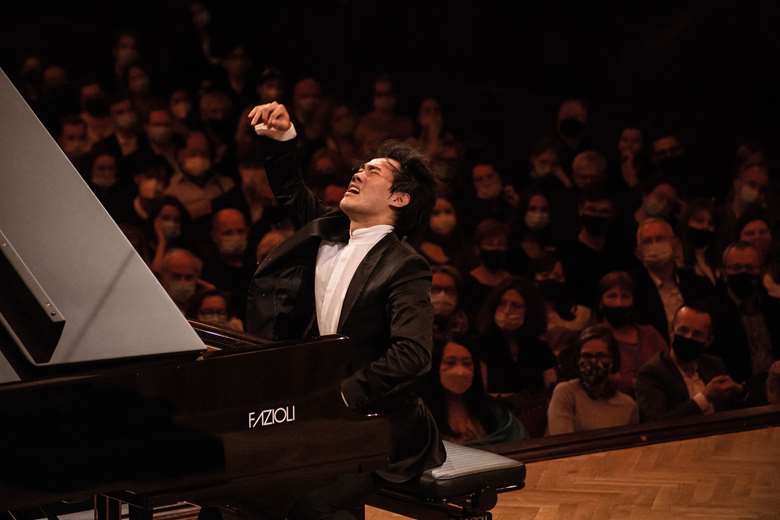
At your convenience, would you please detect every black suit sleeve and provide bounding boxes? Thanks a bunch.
[340,257,434,410]
[260,137,327,229]
[635,363,703,422]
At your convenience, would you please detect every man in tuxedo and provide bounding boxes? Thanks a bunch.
[245,102,444,519]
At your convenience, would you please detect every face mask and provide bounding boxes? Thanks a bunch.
[374,95,395,112]
[158,219,181,240]
[475,180,502,200]
[198,311,228,326]
[530,164,552,179]
[431,291,457,317]
[727,272,760,300]
[167,280,196,304]
[63,141,89,158]
[171,101,191,120]
[92,173,116,189]
[525,210,550,230]
[218,235,247,257]
[138,178,161,200]
[672,334,705,362]
[480,249,508,271]
[602,305,633,328]
[581,215,610,236]
[430,214,456,235]
[642,241,674,267]
[115,112,138,130]
[147,125,173,144]
[687,227,714,248]
[559,117,585,139]
[129,77,150,94]
[183,156,211,177]
[644,195,670,217]
[440,370,472,395]
[116,47,138,67]
[495,309,524,331]
[739,185,760,205]
[578,358,614,398]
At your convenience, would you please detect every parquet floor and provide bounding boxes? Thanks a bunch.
[366,426,780,520]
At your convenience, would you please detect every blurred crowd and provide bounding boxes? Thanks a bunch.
[14,2,780,447]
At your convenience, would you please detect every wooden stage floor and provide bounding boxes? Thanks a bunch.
[367,426,780,519]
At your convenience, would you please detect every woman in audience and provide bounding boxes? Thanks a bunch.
[477,277,556,436]
[424,337,527,446]
[533,252,592,337]
[592,271,667,396]
[508,189,555,271]
[547,325,639,434]
[462,219,513,319]
[678,198,719,285]
[431,265,471,343]
[187,289,244,332]
[409,97,461,162]
[737,210,774,269]
[149,196,195,273]
[419,193,473,269]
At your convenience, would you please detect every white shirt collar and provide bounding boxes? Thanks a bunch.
[349,224,394,243]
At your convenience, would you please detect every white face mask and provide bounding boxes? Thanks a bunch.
[115,112,138,130]
[167,280,196,304]
[642,241,674,267]
[739,184,760,204]
[147,125,173,144]
[158,219,181,240]
[183,156,211,177]
[495,309,524,331]
[525,210,550,230]
[431,292,457,317]
[217,235,247,257]
[475,179,502,200]
[430,213,457,235]
[530,164,552,179]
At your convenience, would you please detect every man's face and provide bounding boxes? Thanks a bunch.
[91,154,117,187]
[339,158,402,222]
[652,136,683,163]
[580,200,614,219]
[723,247,761,276]
[431,272,458,317]
[740,220,772,261]
[111,99,137,130]
[60,122,88,158]
[735,166,769,205]
[160,255,198,287]
[213,211,248,245]
[673,307,711,344]
[618,128,642,156]
[637,221,676,266]
[572,158,605,190]
[199,93,230,121]
[472,164,502,200]
[293,79,321,114]
[531,149,559,176]
[146,110,173,144]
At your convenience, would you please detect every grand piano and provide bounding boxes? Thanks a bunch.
[0,68,391,518]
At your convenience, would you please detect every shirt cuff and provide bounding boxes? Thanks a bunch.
[254,122,297,141]
[340,390,350,408]
[693,392,714,414]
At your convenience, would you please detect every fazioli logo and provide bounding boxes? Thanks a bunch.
[248,405,296,428]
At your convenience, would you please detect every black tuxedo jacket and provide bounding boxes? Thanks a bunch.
[246,137,444,481]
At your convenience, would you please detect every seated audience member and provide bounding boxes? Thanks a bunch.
[711,241,780,403]
[118,156,172,230]
[767,361,780,404]
[143,104,180,169]
[325,103,360,170]
[409,97,461,162]
[559,190,627,306]
[478,278,556,436]
[79,80,114,148]
[595,271,667,396]
[524,137,570,190]
[462,219,513,319]
[631,217,713,341]
[533,253,592,337]
[554,98,592,174]
[570,150,608,193]
[85,151,131,219]
[678,199,719,286]
[58,114,91,168]
[149,196,194,273]
[202,208,253,318]
[717,161,771,248]
[467,161,518,229]
[431,265,471,343]
[355,74,414,143]
[612,125,651,192]
[119,223,151,265]
[187,289,244,332]
[509,189,556,269]
[94,94,153,164]
[419,193,472,269]
[255,227,294,264]
[635,305,743,422]
[158,248,212,311]
[737,210,774,269]
[167,130,234,222]
[425,337,527,446]
[548,325,639,435]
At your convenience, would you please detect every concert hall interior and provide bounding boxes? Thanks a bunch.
[2,2,779,519]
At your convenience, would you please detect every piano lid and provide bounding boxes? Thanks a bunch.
[0,68,205,379]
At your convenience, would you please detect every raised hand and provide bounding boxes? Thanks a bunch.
[247,102,293,140]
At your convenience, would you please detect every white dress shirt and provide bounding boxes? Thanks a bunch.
[315,224,394,335]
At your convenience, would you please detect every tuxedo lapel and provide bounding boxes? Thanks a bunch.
[337,234,394,331]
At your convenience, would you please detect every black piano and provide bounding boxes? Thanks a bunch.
[0,68,391,518]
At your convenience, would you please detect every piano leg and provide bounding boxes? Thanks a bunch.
[94,495,120,520]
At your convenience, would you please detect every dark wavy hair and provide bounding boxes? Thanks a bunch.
[377,140,436,239]
[423,335,498,438]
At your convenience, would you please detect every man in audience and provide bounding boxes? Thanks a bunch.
[711,241,780,403]
[631,218,712,341]
[158,248,211,311]
[144,105,179,168]
[717,162,773,247]
[94,94,152,161]
[571,150,608,192]
[57,115,91,167]
[635,304,743,421]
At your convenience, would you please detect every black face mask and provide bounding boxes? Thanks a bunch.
[602,305,634,328]
[581,215,610,236]
[559,117,586,139]
[687,227,714,248]
[727,273,761,300]
[480,249,508,271]
[672,334,705,362]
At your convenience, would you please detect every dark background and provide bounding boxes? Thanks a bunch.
[3,0,779,176]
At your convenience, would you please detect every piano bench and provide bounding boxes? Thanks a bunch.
[369,441,526,520]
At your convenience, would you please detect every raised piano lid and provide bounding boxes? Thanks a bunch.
[0,68,205,382]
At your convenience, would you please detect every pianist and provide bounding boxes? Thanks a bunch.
[245,101,445,519]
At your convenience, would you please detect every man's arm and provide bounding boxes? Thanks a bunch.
[635,366,702,422]
[248,102,328,228]
[340,257,434,411]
